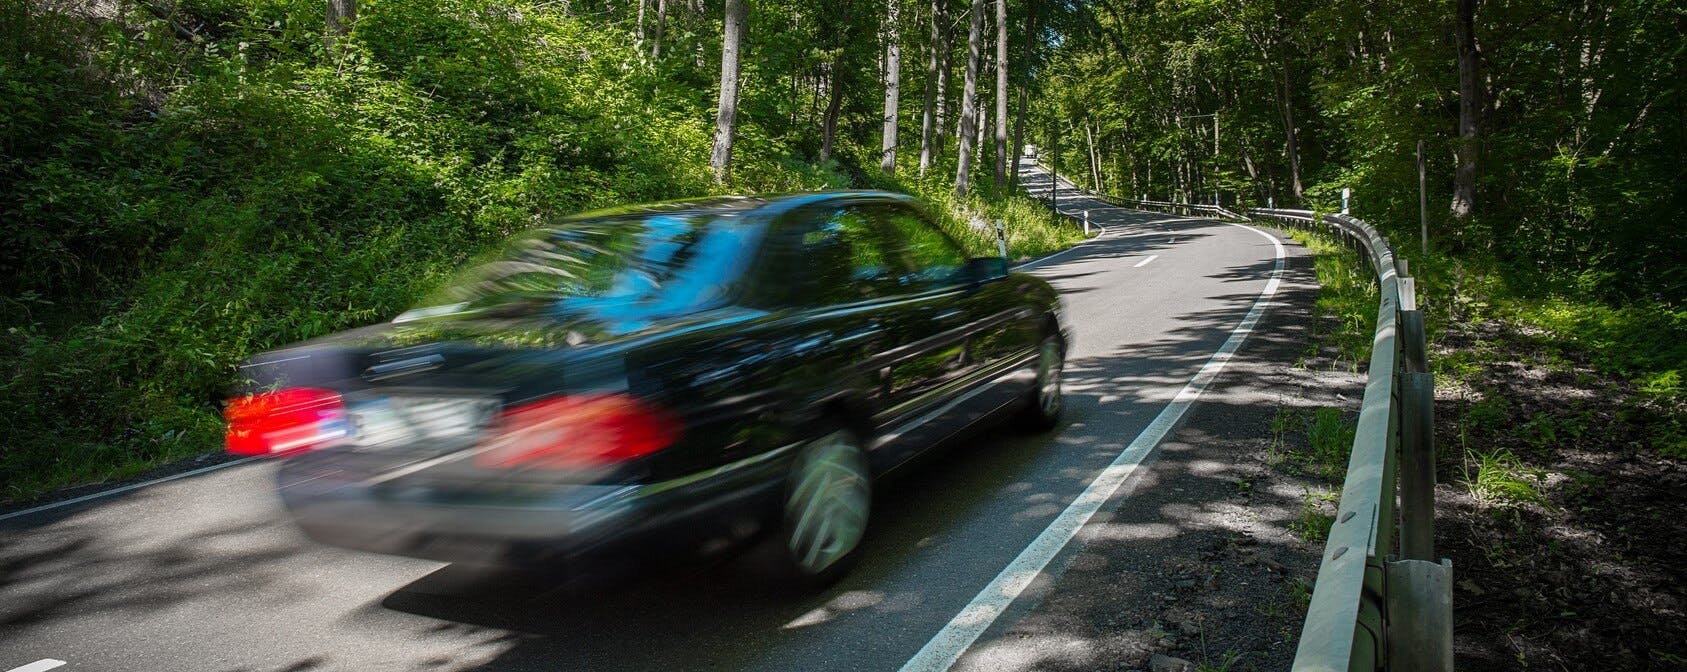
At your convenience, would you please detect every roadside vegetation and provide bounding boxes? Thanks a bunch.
[1286,225,1687,670]
[0,0,1083,504]
[1032,3,1681,665]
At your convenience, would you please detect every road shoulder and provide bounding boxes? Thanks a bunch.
[956,223,1364,672]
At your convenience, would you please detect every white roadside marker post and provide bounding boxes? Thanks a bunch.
[1083,210,1090,236]
[995,218,1008,258]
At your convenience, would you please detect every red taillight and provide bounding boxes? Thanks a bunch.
[224,387,348,456]
[475,394,679,469]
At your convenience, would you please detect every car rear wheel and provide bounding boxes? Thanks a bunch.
[771,426,872,587]
[1016,335,1065,431]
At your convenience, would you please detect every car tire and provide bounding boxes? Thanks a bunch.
[767,424,873,589]
[1016,334,1065,431]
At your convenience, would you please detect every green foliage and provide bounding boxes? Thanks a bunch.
[1265,404,1354,482]
[1306,407,1355,481]
[1465,447,1549,508]
[0,0,1072,502]
[861,149,1087,262]
[1286,229,1378,367]
[1035,0,1684,461]
[1291,488,1339,542]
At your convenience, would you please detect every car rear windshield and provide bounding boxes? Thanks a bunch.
[398,212,760,323]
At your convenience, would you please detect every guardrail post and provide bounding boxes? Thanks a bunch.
[1400,369,1436,561]
[1399,283,1424,373]
[1386,558,1454,672]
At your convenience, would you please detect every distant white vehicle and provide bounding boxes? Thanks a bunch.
[1023,145,1040,159]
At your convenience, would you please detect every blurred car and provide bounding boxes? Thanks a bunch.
[226,191,1068,585]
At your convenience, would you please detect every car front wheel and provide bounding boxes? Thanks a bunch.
[1017,335,1065,431]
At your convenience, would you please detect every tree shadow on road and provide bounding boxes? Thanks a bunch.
[369,220,1337,672]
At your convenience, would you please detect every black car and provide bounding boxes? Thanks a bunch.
[226,191,1068,585]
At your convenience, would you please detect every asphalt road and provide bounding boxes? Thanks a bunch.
[0,160,1301,672]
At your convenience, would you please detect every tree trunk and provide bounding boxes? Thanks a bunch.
[820,61,845,162]
[992,0,1008,190]
[934,11,953,160]
[1451,0,1481,220]
[881,0,902,172]
[1010,5,1034,188]
[1010,80,1026,187]
[975,29,988,170]
[709,0,747,184]
[1085,119,1101,192]
[1277,63,1304,201]
[652,0,668,59]
[637,0,648,50]
[918,0,946,176]
[325,0,355,48]
[953,0,984,197]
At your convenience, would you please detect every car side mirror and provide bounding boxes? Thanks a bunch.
[965,256,1009,283]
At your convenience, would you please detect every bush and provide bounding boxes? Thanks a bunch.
[0,0,1081,502]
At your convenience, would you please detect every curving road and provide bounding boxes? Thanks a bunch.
[0,160,1307,672]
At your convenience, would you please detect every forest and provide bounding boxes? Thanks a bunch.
[2,0,1683,667]
[1028,3,1682,667]
[1,0,1086,501]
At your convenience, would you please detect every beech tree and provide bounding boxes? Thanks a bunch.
[881,0,902,173]
[953,0,984,197]
[709,0,747,183]
[1451,0,1481,220]
[326,0,355,48]
[992,0,1007,189]
[918,0,948,176]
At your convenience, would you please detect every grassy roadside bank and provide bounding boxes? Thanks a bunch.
[0,0,1085,506]
[1285,226,1687,670]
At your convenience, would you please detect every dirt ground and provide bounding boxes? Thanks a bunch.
[1434,320,1687,670]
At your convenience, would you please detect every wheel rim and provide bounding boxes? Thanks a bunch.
[784,431,870,574]
[1037,339,1064,417]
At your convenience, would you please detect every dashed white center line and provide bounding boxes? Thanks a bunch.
[7,659,67,672]
[1133,254,1160,268]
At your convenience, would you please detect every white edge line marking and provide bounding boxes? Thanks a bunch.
[898,222,1287,672]
[1133,254,1160,268]
[6,659,68,672]
[0,457,258,523]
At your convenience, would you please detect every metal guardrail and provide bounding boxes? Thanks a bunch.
[1098,197,1255,223]
[1101,198,1452,671]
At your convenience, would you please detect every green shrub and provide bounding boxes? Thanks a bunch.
[0,0,1082,503]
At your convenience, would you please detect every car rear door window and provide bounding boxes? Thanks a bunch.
[790,204,918,305]
[864,204,969,289]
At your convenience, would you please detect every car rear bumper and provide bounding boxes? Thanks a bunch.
[278,446,793,566]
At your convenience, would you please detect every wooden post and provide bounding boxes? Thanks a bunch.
[1050,122,1059,209]
[1418,139,1429,254]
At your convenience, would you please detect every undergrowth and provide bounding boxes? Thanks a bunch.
[1284,229,1378,368]
[0,0,1085,503]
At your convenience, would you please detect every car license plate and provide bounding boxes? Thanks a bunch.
[348,396,499,448]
